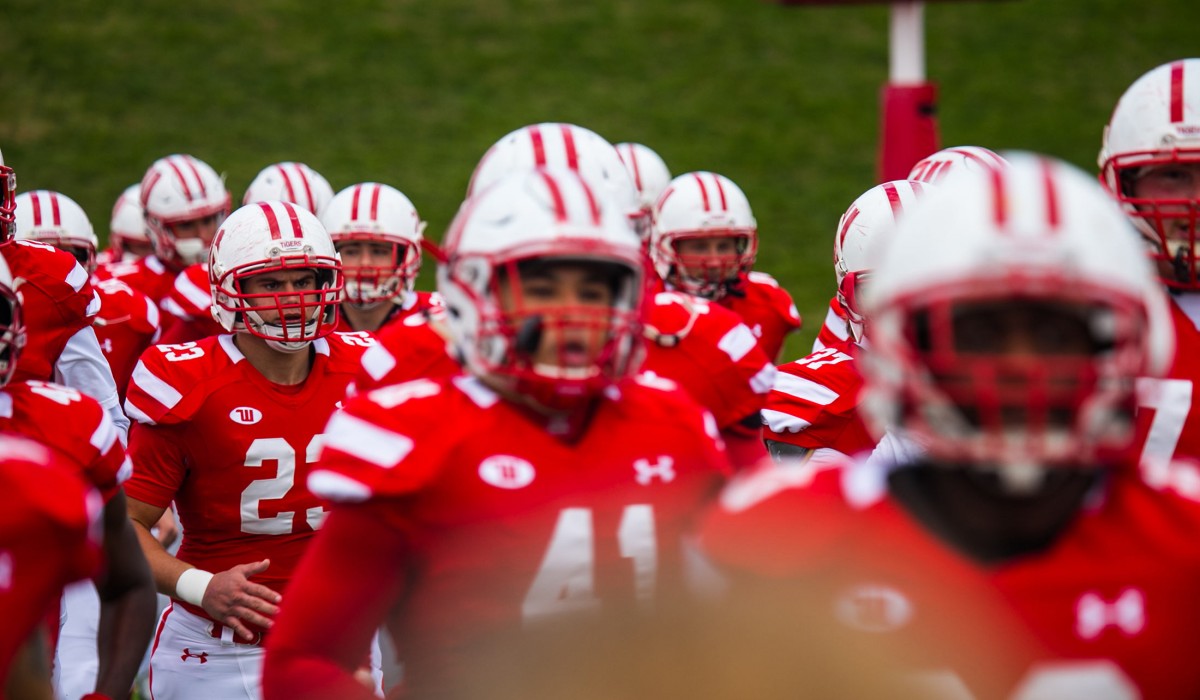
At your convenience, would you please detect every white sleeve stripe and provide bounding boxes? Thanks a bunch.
[130,360,183,410]
[177,274,212,309]
[750,363,777,395]
[66,263,89,292]
[116,455,134,484]
[322,412,414,469]
[144,295,161,328]
[86,291,102,317]
[308,470,373,503]
[822,306,851,341]
[762,408,813,434]
[772,373,839,406]
[160,297,192,321]
[89,411,118,454]
[123,399,155,426]
[717,324,758,363]
[361,345,397,381]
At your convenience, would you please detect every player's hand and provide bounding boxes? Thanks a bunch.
[201,559,281,642]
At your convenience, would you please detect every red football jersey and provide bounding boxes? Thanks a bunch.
[1,240,99,384]
[1133,294,1200,473]
[762,339,874,459]
[0,434,102,686]
[265,373,729,699]
[157,262,224,344]
[92,277,162,400]
[718,271,801,362]
[123,332,373,622]
[0,380,130,499]
[333,290,443,334]
[352,311,459,394]
[812,294,851,352]
[701,456,1200,699]
[641,290,776,433]
[94,255,176,306]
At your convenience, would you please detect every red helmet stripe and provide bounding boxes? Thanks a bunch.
[299,168,316,213]
[711,174,729,211]
[182,156,208,198]
[538,170,569,222]
[692,173,711,211]
[167,159,196,202]
[1171,61,1186,124]
[620,145,644,192]
[369,183,382,220]
[560,124,579,171]
[259,201,284,240]
[1041,158,1060,229]
[530,126,547,167]
[49,192,61,226]
[882,182,902,222]
[140,171,162,208]
[990,166,1008,228]
[350,184,363,220]
[277,164,298,204]
[29,191,42,226]
[836,207,861,251]
[580,177,602,224]
[283,201,304,238]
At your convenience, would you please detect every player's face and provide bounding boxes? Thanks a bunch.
[500,262,616,371]
[336,240,398,271]
[674,235,741,282]
[118,238,154,260]
[170,213,221,243]
[1131,162,1200,278]
[240,269,321,326]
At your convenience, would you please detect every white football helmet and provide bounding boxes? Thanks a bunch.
[321,182,425,306]
[833,180,934,343]
[108,184,150,261]
[468,122,648,240]
[651,171,757,300]
[140,154,231,268]
[440,166,645,413]
[0,148,14,242]
[242,162,335,216]
[14,190,99,273]
[907,146,1008,184]
[863,152,1173,483]
[1099,59,1200,290]
[209,201,343,352]
[614,142,672,214]
[0,254,25,387]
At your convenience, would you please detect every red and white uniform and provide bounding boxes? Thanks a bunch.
[333,290,443,334]
[1134,294,1200,472]
[93,277,162,400]
[262,374,729,699]
[352,311,459,394]
[717,271,801,362]
[2,239,100,383]
[812,295,851,352]
[762,339,874,460]
[0,434,102,686]
[642,290,776,466]
[95,254,177,306]
[124,333,373,622]
[158,262,223,344]
[701,455,1200,699]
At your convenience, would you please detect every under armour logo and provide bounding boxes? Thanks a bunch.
[1076,589,1145,640]
[633,456,675,485]
[180,648,209,664]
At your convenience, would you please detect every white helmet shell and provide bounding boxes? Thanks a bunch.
[15,190,98,273]
[242,162,335,216]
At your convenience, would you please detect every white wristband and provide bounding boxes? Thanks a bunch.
[175,568,214,606]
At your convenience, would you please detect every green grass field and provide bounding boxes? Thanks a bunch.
[2,0,1193,357]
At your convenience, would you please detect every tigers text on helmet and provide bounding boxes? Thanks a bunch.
[863,152,1173,486]
[907,146,1008,184]
[140,154,231,268]
[1100,59,1200,290]
[242,162,335,216]
[15,190,99,273]
[468,122,649,241]
[833,180,934,343]
[439,166,645,414]
[651,171,757,300]
[0,254,25,386]
[321,182,425,306]
[208,201,343,353]
[0,148,15,242]
[615,142,672,216]
[109,184,150,261]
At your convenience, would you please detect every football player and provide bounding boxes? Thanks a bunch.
[122,201,379,699]
[651,171,801,363]
[702,154,1199,698]
[1099,59,1200,474]
[763,180,932,464]
[96,184,152,266]
[614,141,672,235]
[261,167,730,699]
[0,249,157,700]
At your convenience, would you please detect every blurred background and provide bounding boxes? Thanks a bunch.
[1,0,1190,357]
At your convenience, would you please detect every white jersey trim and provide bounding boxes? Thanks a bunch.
[717,323,758,363]
[322,412,414,469]
[130,361,183,412]
[772,373,839,406]
[762,408,812,434]
[308,470,373,503]
[360,344,397,381]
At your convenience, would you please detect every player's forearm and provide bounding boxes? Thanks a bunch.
[94,492,158,697]
[129,512,194,595]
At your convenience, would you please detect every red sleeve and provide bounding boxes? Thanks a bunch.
[262,502,407,700]
[124,421,187,507]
